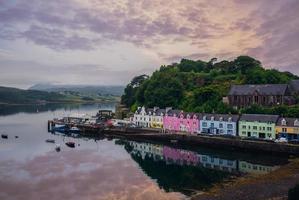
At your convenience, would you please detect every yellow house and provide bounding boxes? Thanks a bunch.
[275,117,299,140]
[148,107,164,129]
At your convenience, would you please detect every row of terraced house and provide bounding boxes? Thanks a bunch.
[132,106,299,140]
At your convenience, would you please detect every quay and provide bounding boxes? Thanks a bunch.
[48,118,299,155]
[103,130,299,156]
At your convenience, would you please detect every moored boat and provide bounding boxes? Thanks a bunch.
[65,141,75,148]
[69,126,80,134]
[55,144,61,152]
[46,139,55,143]
[1,134,8,139]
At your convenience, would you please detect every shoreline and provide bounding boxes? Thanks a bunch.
[191,158,299,200]
[103,130,299,155]
[0,100,119,106]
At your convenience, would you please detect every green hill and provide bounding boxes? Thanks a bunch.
[121,56,299,114]
[0,86,70,104]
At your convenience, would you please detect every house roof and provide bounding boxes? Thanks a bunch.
[276,117,299,127]
[240,114,279,123]
[289,80,299,93]
[201,113,240,122]
[135,107,166,116]
[228,84,289,96]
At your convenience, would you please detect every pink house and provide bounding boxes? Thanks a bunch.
[163,109,200,134]
[163,146,199,166]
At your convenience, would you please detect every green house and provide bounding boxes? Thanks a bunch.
[238,114,279,139]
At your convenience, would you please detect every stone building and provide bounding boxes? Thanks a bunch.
[228,84,294,108]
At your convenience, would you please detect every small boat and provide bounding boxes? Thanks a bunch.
[53,124,66,131]
[46,139,55,143]
[69,127,80,134]
[65,141,75,148]
[15,136,19,139]
[55,144,61,152]
[1,134,8,139]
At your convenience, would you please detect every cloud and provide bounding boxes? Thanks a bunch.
[22,25,97,50]
[0,149,183,200]
[0,0,299,87]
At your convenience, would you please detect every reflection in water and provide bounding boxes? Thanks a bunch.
[118,141,284,195]
[0,103,116,116]
[0,104,289,199]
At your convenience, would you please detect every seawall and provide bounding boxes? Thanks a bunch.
[104,130,299,155]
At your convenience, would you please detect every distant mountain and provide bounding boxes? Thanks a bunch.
[0,86,68,104]
[29,84,125,97]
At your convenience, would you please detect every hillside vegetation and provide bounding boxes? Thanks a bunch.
[121,56,299,115]
[0,86,68,104]
[29,84,124,97]
[0,86,118,105]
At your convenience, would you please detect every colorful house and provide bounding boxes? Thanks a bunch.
[275,117,299,140]
[132,106,165,128]
[148,107,165,129]
[163,108,200,134]
[238,114,279,139]
[238,161,279,175]
[199,114,239,136]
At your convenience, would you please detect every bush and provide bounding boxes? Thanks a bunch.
[288,184,299,200]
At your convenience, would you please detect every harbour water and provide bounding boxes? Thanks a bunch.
[0,104,289,200]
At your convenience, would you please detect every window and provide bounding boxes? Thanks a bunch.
[219,123,223,128]
[267,127,272,131]
[253,126,257,130]
[242,125,246,129]
[202,122,207,127]
[211,123,214,128]
[242,131,246,135]
[281,119,287,126]
[227,124,233,129]
[282,128,287,133]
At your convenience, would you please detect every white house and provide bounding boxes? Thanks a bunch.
[199,114,239,136]
[198,154,238,173]
[132,106,165,128]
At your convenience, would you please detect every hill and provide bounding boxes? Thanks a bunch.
[29,84,124,97]
[0,85,121,105]
[121,56,299,114]
[0,86,68,104]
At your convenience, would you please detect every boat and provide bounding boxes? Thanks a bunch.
[55,144,61,152]
[65,141,75,148]
[46,139,55,143]
[69,126,80,134]
[1,134,8,139]
[53,124,66,131]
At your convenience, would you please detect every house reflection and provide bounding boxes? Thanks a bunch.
[127,141,280,175]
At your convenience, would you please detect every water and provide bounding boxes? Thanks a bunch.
[0,104,289,200]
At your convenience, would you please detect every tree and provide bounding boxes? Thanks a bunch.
[234,55,262,74]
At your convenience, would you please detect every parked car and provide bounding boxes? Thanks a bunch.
[275,137,288,143]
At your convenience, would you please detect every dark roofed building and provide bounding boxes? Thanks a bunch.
[289,80,299,95]
[239,114,280,123]
[228,84,294,108]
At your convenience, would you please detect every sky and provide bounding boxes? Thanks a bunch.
[0,0,298,89]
